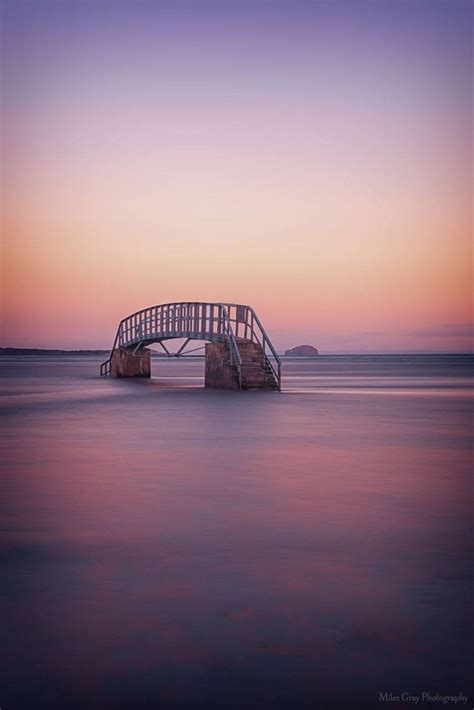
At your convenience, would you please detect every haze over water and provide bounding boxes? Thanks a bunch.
[1,355,472,709]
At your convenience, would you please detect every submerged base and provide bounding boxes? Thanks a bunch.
[111,347,151,378]
[204,342,240,390]
[205,341,278,390]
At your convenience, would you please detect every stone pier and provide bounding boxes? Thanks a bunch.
[205,340,278,390]
[111,347,151,378]
[204,342,240,389]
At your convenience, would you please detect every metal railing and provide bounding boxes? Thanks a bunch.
[218,303,281,390]
[100,359,112,377]
[100,301,281,390]
[100,328,119,377]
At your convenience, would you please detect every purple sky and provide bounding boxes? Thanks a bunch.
[2,0,472,351]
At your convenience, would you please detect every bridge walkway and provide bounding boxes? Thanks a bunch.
[100,302,281,391]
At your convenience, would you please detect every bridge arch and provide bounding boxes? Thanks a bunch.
[100,302,281,390]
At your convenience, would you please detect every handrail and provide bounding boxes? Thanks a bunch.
[218,303,281,390]
[100,326,121,377]
[100,301,280,390]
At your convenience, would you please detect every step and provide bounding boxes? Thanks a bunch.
[242,384,278,390]
[241,372,277,379]
[242,372,272,377]
[241,371,273,378]
[242,377,276,383]
[242,372,275,378]
[241,368,275,376]
[244,362,273,370]
[239,349,264,354]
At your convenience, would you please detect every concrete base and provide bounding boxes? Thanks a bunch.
[111,347,151,378]
[204,342,240,390]
[205,340,279,390]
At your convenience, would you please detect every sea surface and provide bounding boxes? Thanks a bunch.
[1,355,472,709]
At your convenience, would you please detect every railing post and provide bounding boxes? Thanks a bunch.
[202,304,207,339]
[193,304,198,335]
[209,304,214,340]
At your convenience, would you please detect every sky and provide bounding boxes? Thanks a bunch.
[1,0,472,352]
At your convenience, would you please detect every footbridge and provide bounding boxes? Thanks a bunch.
[100,302,281,390]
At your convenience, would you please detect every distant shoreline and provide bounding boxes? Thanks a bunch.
[0,347,169,358]
[0,348,471,357]
[0,348,110,357]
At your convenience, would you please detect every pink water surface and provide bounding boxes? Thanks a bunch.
[1,355,472,709]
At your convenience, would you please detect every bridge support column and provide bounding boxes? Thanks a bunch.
[205,342,240,390]
[111,347,151,378]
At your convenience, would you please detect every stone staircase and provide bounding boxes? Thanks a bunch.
[236,339,279,390]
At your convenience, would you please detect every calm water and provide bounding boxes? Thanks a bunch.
[1,355,472,709]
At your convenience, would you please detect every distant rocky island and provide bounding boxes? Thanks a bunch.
[284,345,319,357]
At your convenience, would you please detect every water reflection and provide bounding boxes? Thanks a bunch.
[1,356,472,708]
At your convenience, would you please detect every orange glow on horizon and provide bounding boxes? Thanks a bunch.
[1,1,472,352]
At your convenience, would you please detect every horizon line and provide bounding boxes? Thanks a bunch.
[0,346,472,357]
